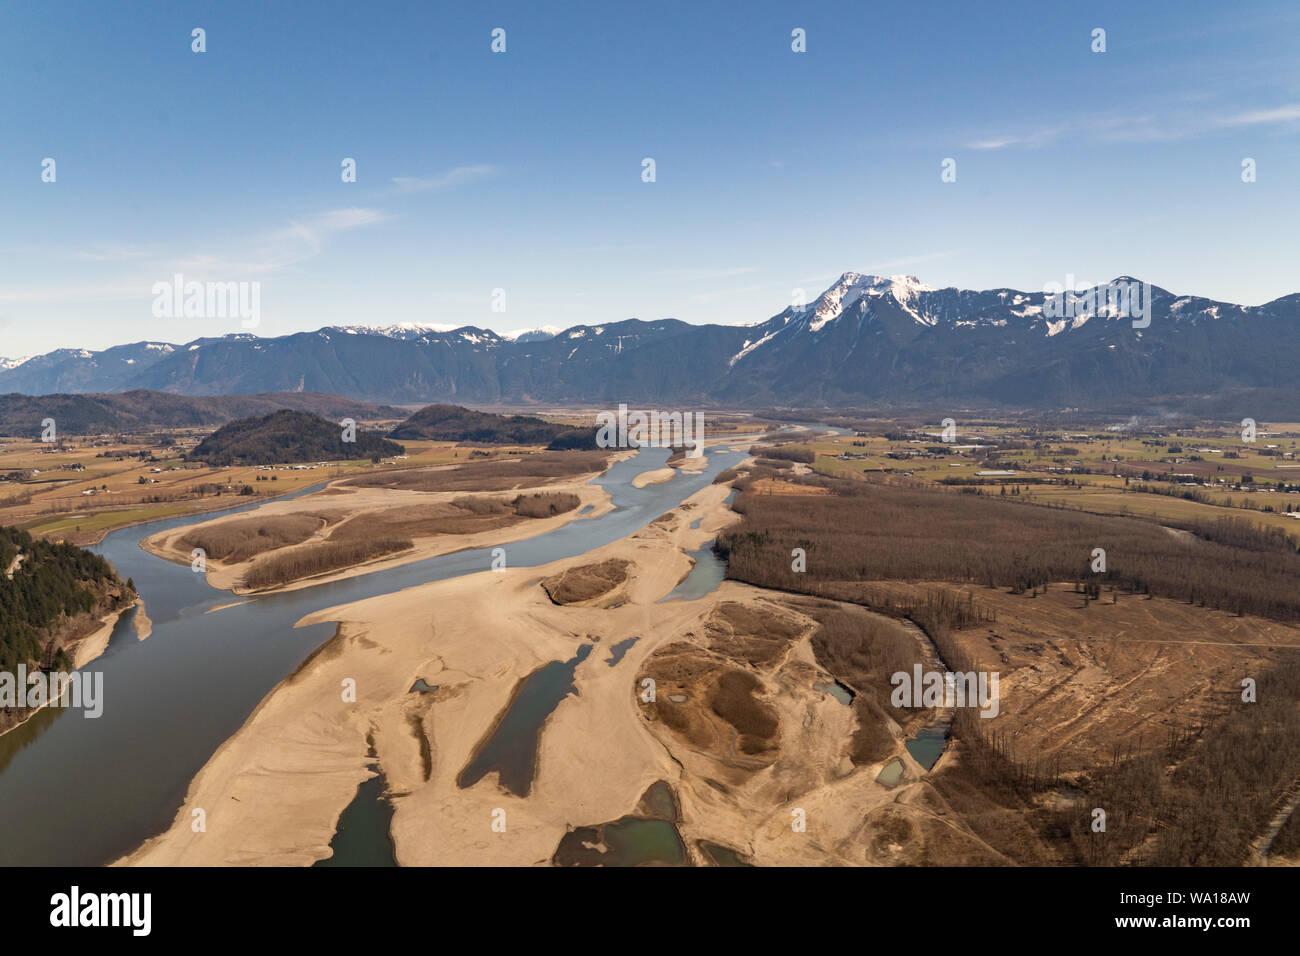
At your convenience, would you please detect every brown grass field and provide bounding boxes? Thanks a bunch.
[0,426,550,545]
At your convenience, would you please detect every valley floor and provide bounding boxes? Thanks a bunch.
[115,442,1300,868]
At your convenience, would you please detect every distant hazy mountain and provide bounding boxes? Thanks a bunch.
[4,275,1297,412]
[0,341,179,394]
[0,390,406,437]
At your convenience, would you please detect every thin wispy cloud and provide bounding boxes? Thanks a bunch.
[968,127,1066,150]
[167,207,390,278]
[968,102,1300,150]
[255,207,391,266]
[1221,104,1300,126]
[391,164,498,193]
[0,206,390,303]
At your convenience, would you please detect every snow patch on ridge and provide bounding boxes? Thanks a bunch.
[728,328,779,367]
[337,322,463,338]
[500,325,562,342]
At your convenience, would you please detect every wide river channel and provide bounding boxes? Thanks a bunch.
[0,442,771,866]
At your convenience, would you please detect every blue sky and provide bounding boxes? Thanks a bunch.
[2,0,1299,356]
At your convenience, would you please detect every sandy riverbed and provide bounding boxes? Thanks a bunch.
[116,479,740,865]
[116,468,985,868]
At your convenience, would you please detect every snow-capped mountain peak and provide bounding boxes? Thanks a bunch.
[806,272,938,331]
[0,355,32,371]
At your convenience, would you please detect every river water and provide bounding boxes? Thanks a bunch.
[0,443,749,866]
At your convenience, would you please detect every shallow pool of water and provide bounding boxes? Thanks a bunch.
[313,758,396,867]
[814,681,854,706]
[905,724,948,771]
[605,636,639,667]
[456,643,594,797]
[553,815,686,866]
[875,757,905,788]
[658,539,726,602]
[699,840,752,867]
[602,817,687,865]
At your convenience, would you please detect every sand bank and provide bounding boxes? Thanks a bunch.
[117,481,740,865]
[141,474,613,597]
[69,605,133,669]
[631,468,675,488]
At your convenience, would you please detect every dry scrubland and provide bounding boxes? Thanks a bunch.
[715,455,1300,865]
[342,450,609,492]
[145,451,612,593]
[239,491,585,591]
[540,558,633,606]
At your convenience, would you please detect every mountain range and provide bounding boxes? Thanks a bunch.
[3,274,1296,412]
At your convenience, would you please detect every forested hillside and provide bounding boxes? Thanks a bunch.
[388,403,597,448]
[189,409,404,465]
[0,525,132,686]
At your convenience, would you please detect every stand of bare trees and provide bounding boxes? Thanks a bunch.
[1054,663,1300,866]
[241,537,412,590]
[717,476,1300,623]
